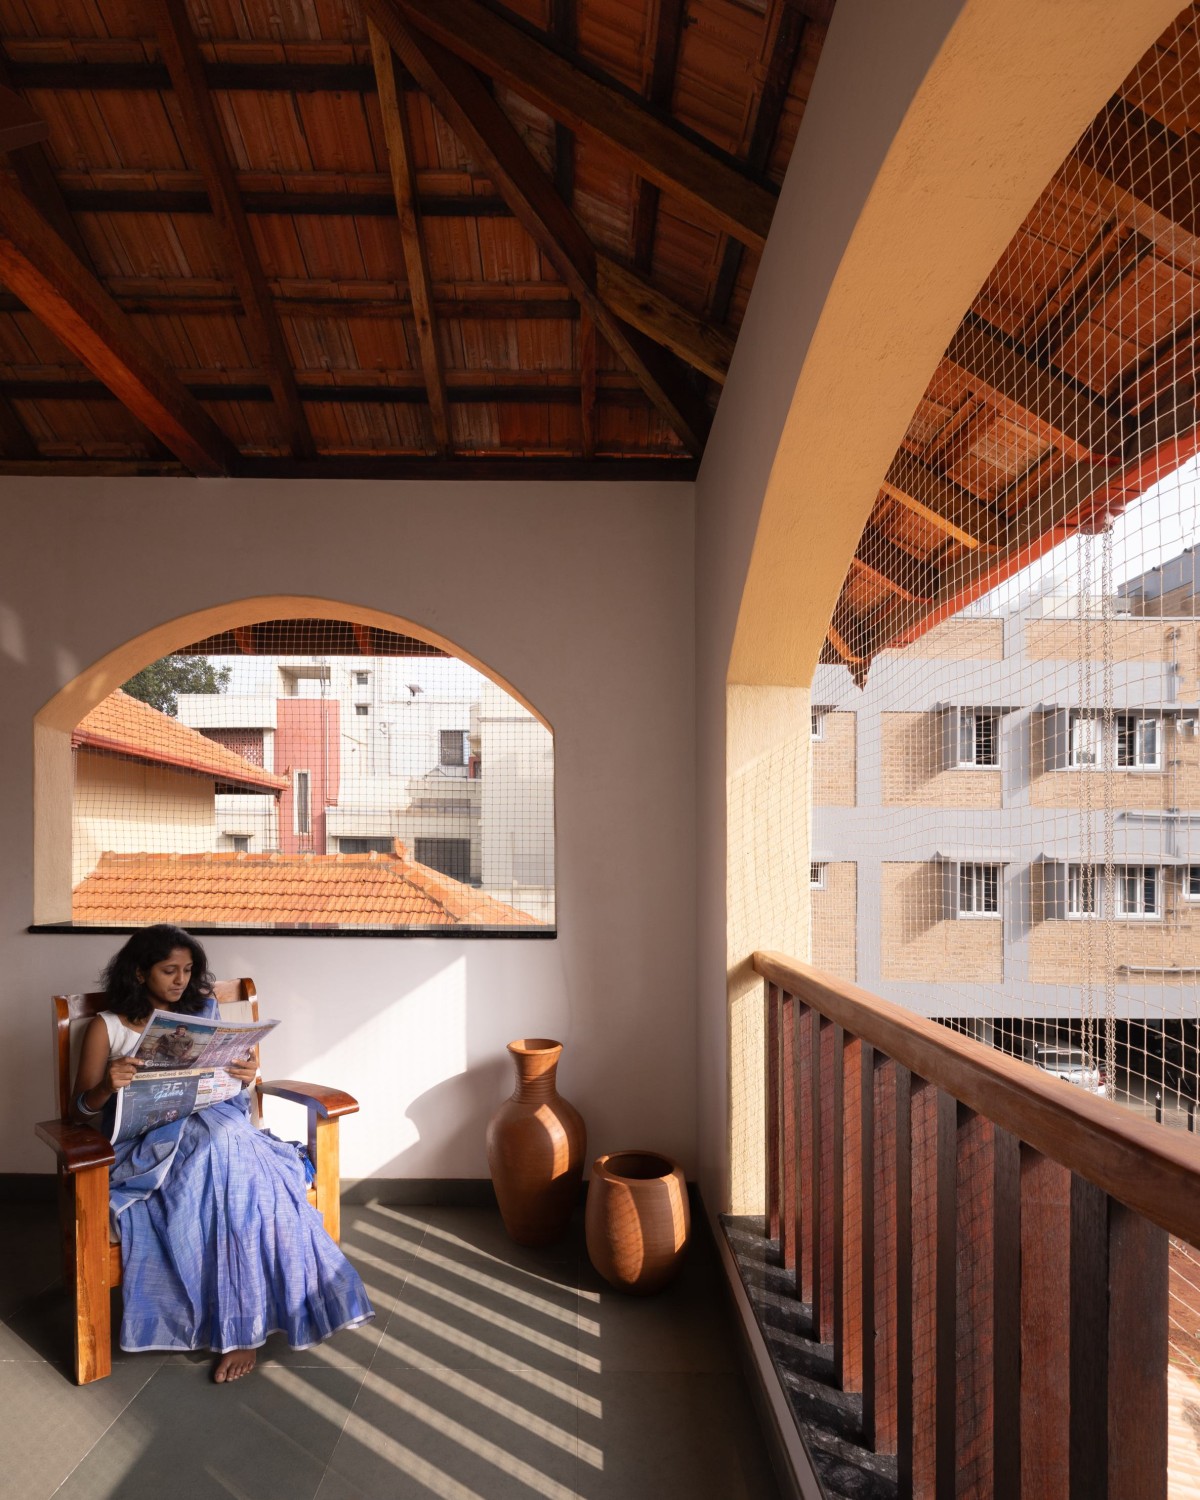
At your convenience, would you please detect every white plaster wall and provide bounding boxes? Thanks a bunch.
[0,479,695,1180]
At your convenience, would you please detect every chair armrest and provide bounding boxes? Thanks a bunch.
[259,1080,359,1119]
[35,1118,116,1174]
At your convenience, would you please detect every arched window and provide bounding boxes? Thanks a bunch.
[59,614,554,934]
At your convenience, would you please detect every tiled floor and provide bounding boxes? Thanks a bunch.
[0,1200,782,1500]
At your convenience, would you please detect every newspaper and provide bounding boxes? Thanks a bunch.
[110,1008,279,1145]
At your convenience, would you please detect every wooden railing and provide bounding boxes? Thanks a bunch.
[754,950,1200,1500]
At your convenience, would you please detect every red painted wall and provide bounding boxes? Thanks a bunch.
[276,699,340,854]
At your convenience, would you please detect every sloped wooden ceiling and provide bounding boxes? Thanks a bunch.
[828,4,1200,680]
[0,0,833,477]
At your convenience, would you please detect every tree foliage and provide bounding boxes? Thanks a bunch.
[122,656,231,716]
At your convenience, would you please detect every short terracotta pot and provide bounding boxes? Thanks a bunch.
[487,1038,585,1247]
[585,1150,690,1295]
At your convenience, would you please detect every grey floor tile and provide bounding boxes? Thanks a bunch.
[320,1363,583,1500]
[400,1204,583,1280]
[0,1349,156,1500]
[574,1372,781,1500]
[51,1362,362,1500]
[0,1286,166,1375]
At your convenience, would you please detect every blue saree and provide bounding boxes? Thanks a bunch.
[108,998,372,1354]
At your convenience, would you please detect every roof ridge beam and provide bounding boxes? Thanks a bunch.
[390,0,775,251]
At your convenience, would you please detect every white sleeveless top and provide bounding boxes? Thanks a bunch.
[99,1010,144,1060]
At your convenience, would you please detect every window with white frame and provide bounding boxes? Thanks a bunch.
[811,709,824,740]
[1068,711,1103,768]
[1115,865,1160,918]
[958,862,1000,917]
[293,769,311,835]
[439,729,468,767]
[1115,713,1160,769]
[810,862,826,889]
[1187,866,1200,901]
[1067,864,1098,918]
[957,708,999,768]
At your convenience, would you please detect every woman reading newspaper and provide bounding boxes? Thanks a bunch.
[72,923,373,1383]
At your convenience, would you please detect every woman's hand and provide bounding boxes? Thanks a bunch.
[227,1052,257,1088]
[105,1056,143,1092]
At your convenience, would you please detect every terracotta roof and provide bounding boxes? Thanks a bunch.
[71,843,538,929]
[73,691,288,794]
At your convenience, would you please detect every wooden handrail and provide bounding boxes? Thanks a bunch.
[754,950,1200,1248]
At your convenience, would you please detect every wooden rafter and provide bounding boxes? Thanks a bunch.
[152,0,315,461]
[549,0,576,206]
[579,312,597,459]
[368,20,451,457]
[632,0,685,271]
[0,85,47,151]
[0,394,36,458]
[710,0,811,323]
[367,0,710,454]
[944,315,1124,460]
[850,523,935,603]
[390,0,775,252]
[881,459,1004,551]
[1075,98,1200,240]
[0,185,239,475]
[596,257,735,383]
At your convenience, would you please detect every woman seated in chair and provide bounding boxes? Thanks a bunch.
[72,923,373,1383]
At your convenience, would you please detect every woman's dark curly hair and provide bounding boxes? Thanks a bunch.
[101,925,214,1022]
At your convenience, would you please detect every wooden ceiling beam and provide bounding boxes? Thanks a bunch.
[1074,98,1200,241]
[0,375,662,405]
[710,0,810,324]
[881,459,1004,550]
[0,395,37,458]
[631,0,685,271]
[387,0,775,252]
[56,187,514,218]
[850,523,936,603]
[9,290,577,320]
[943,315,1125,460]
[579,311,596,460]
[0,85,47,152]
[0,185,239,475]
[152,0,315,462]
[367,1,709,454]
[0,455,699,479]
[4,60,382,91]
[368,20,451,456]
[596,256,734,382]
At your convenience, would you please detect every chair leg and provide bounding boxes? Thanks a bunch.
[310,1114,341,1243]
[70,1166,112,1384]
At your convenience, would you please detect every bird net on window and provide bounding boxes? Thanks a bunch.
[69,618,555,934]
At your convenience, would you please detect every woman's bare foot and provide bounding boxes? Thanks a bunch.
[213,1348,257,1383]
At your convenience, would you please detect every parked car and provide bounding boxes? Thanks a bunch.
[1136,1024,1198,1101]
[1024,1041,1112,1098]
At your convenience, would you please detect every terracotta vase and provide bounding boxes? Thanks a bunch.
[585,1150,690,1295]
[487,1038,586,1246]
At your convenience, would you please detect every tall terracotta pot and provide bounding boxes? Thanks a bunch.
[487,1038,586,1246]
[585,1150,690,1294]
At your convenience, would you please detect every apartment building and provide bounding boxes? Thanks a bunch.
[811,565,1200,1034]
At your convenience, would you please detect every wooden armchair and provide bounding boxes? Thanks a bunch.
[34,979,359,1385]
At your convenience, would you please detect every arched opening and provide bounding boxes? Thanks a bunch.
[35,596,554,931]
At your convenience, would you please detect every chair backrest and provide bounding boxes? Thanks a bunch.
[53,978,258,1121]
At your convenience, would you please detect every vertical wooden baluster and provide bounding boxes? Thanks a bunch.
[860,1041,876,1447]
[874,1055,900,1456]
[811,1012,824,1339]
[797,1003,814,1307]
[896,1065,914,1495]
[1020,1152,1109,1500]
[833,1024,846,1384]
[766,981,780,1244]
[910,1082,956,1498]
[1106,1203,1166,1500]
[992,1126,1021,1500]
[780,989,797,1275]
[934,1091,957,1500]
[1069,1176,1108,1500]
[819,1016,837,1342]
